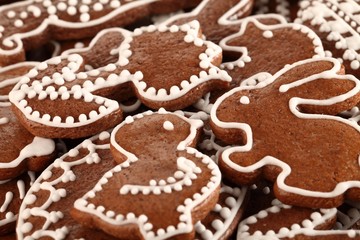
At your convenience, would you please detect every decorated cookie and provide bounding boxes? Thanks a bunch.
[0,0,200,66]
[238,198,338,239]
[9,21,231,139]
[210,57,360,209]
[219,14,324,88]
[0,62,56,181]
[296,0,360,78]
[253,0,300,21]
[0,171,35,236]
[195,184,248,240]
[17,109,221,240]
[71,109,221,239]
[160,0,255,43]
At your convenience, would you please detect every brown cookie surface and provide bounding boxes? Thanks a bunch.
[71,110,221,239]
[17,110,222,240]
[0,171,35,236]
[161,0,255,43]
[220,14,324,88]
[9,21,230,139]
[0,0,199,66]
[211,57,360,209]
[0,63,56,180]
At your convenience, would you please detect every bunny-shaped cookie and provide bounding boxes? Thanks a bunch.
[211,57,360,208]
[9,21,231,139]
[0,0,198,66]
[161,0,255,43]
[72,109,221,239]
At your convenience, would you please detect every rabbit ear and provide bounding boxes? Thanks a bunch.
[275,58,360,115]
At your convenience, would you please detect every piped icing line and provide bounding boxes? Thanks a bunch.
[9,21,231,132]
[219,15,325,71]
[0,171,35,228]
[295,0,360,70]
[160,0,256,30]
[0,137,55,169]
[195,185,247,240]
[0,62,56,170]
[211,57,360,198]
[9,53,124,128]
[0,0,158,57]
[0,61,38,101]
[130,21,231,102]
[73,109,222,240]
[237,199,337,239]
[17,131,112,240]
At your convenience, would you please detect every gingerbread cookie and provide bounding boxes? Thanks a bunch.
[0,171,35,236]
[219,14,324,88]
[17,109,221,240]
[0,0,200,66]
[195,184,248,240]
[238,198,338,239]
[0,62,56,181]
[9,21,231,139]
[296,0,360,78]
[71,109,221,239]
[210,57,360,209]
[161,0,255,43]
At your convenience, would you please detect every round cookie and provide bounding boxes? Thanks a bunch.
[9,21,231,139]
[210,57,360,209]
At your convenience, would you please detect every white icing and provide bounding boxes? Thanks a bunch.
[219,15,324,71]
[211,57,360,199]
[9,22,231,132]
[17,134,110,240]
[195,185,247,240]
[72,110,222,240]
[160,0,255,28]
[237,198,337,239]
[163,120,174,131]
[0,137,55,169]
[0,0,156,57]
[296,0,360,70]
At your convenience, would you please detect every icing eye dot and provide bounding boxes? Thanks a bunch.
[263,30,273,38]
[239,96,250,105]
[163,121,174,131]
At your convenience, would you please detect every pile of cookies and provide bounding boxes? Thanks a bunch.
[1,0,360,239]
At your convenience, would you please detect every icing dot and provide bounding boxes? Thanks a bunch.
[14,20,24,27]
[163,121,174,131]
[80,13,90,22]
[240,96,250,104]
[263,30,274,38]
[7,11,16,18]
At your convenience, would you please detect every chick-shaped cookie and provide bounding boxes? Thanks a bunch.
[211,57,360,209]
[72,109,221,240]
[9,21,231,139]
